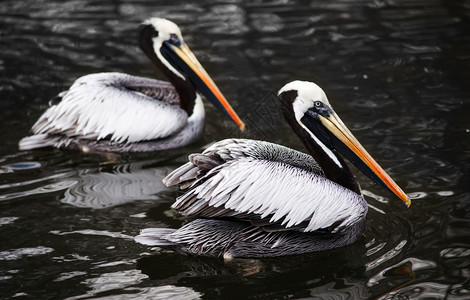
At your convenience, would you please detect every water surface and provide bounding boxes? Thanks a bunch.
[1,0,470,299]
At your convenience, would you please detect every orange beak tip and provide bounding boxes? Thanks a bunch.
[239,121,246,132]
[404,195,412,207]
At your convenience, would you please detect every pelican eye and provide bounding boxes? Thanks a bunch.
[312,101,330,116]
[314,101,323,108]
[169,34,181,47]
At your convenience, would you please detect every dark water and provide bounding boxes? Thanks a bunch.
[1,0,470,299]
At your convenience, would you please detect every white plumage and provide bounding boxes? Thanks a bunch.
[135,80,409,258]
[19,17,244,152]
[31,73,187,144]
[167,139,367,233]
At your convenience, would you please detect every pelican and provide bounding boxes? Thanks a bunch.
[135,81,410,258]
[19,18,244,152]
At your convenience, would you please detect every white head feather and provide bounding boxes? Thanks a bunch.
[278,80,342,168]
[278,80,330,121]
[144,18,184,44]
[143,18,186,80]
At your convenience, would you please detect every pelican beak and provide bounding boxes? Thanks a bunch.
[302,109,411,207]
[163,42,245,131]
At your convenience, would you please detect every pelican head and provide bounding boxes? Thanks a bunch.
[278,80,410,206]
[139,17,245,131]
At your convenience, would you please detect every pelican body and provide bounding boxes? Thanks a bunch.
[19,18,244,152]
[135,81,410,258]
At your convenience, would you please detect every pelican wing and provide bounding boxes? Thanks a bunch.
[31,73,187,143]
[166,139,367,233]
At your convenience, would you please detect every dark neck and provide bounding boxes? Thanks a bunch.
[151,56,197,115]
[282,109,361,195]
[139,26,196,115]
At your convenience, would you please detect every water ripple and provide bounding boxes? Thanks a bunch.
[0,246,54,261]
[368,257,436,286]
[61,166,168,209]
[54,271,87,282]
[65,269,147,300]
[250,13,284,33]
[0,179,76,201]
[93,260,135,269]
[1,0,469,299]
[385,281,470,299]
[1,162,41,171]
[440,247,470,259]
[0,217,19,226]
[306,279,370,299]
[366,240,408,272]
[52,254,91,262]
[50,229,133,240]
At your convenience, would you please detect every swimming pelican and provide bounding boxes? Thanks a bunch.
[135,80,410,258]
[19,18,244,152]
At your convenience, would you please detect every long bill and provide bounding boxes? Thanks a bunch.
[304,109,410,207]
[163,42,245,131]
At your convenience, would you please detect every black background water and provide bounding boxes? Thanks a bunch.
[1,0,470,299]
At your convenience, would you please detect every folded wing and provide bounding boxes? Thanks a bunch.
[165,139,367,233]
[30,72,187,144]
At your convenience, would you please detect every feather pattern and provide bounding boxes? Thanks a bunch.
[29,72,187,144]
[132,80,403,258]
[136,217,366,258]
[166,139,367,233]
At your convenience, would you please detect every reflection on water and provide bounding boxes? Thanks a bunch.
[65,269,148,300]
[1,0,470,298]
[137,244,370,298]
[61,162,170,209]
